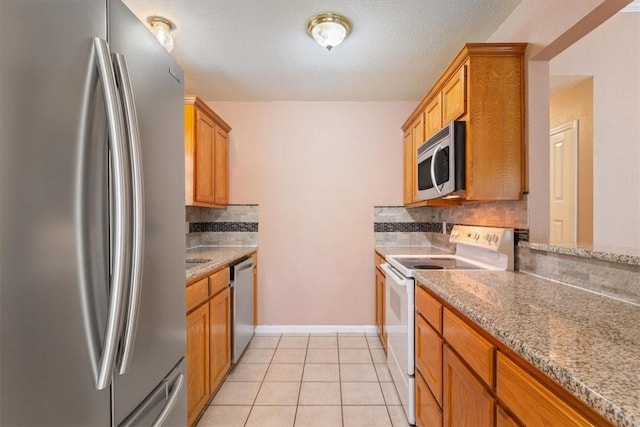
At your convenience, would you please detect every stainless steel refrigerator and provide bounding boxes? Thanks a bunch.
[0,0,187,425]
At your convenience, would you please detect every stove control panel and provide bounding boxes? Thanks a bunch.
[449,225,513,250]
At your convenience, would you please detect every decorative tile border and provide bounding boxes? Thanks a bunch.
[189,222,258,233]
[374,222,443,233]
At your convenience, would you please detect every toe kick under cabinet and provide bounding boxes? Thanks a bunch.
[414,283,613,427]
[186,267,231,426]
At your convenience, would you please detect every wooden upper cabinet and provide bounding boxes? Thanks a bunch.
[195,111,215,204]
[424,92,443,139]
[403,129,414,205]
[401,43,527,203]
[184,95,232,208]
[214,127,229,206]
[441,65,467,124]
[403,112,425,206]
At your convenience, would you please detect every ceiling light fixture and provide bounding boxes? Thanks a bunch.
[147,16,175,53]
[306,13,352,51]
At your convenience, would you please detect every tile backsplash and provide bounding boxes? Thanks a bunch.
[186,204,258,248]
[374,197,529,249]
[518,246,640,305]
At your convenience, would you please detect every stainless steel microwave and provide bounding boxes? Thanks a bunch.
[416,121,466,200]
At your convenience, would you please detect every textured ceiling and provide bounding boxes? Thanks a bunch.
[122,0,522,101]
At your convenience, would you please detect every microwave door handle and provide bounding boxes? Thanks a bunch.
[430,144,443,194]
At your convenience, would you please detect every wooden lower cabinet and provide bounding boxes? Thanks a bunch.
[186,303,210,426]
[186,265,234,426]
[209,287,231,394]
[416,313,443,405]
[443,345,495,427]
[416,370,442,427]
[496,405,520,427]
[375,266,386,350]
[415,282,612,427]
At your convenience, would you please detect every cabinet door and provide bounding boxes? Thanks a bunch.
[442,65,467,124]
[213,126,229,206]
[443,346,494,427]
[210,287,231,394]
[194,110,215,204]
[416,370,442,427]
[252,253,258,326]
[424,93,443,139]
[186,303,210,426]
[403,129,414,205]
[416,313,443,405]
[375,267,386,349]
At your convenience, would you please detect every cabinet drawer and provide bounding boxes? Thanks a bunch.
[443,308,494,386]
[496,353,592,427]
[416,286,442,332]
[209,267,230,296]
[416,370,442,427]
[186,277,209,312]
[416,313,443,405]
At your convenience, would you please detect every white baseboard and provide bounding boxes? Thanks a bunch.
[254,325,378,334]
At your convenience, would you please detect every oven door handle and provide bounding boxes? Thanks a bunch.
[430,144,444,194]
[381,263,409,286]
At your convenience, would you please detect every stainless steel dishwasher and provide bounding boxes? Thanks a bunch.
[230,257,255,363]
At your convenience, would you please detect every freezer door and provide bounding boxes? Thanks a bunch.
[0,0,112,425]
[119,358,187,427]
[108,1,187,425]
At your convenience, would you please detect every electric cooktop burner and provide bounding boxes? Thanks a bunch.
[391,256,485,271]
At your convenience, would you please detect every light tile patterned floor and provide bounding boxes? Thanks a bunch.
[197,333,411,427]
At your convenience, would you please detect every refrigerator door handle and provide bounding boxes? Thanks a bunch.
[92,37,131,390]
[151,374,185,427]
[112,52,145,376]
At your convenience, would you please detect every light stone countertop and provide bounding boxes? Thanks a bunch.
[519,241,640,266]
[415,270,640,427]
[186,246,257,283]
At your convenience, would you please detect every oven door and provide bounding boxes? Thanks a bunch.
[381,263,415,425]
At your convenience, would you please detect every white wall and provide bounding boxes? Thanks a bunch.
[549,12,640,249]
[208,101,414,326]
[487,0,639,250]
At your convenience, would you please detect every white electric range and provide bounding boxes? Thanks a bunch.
[380,225,515,425]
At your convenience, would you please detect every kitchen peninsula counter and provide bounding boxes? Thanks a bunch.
[415,269,640,427]
[186,246,257,283]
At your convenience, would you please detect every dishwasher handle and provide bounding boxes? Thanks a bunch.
[232,258,254,276]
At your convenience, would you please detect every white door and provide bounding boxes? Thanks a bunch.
[549,120,579,244]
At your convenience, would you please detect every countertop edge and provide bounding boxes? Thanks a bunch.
[519,241,640,266]
[185,246,257,283]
